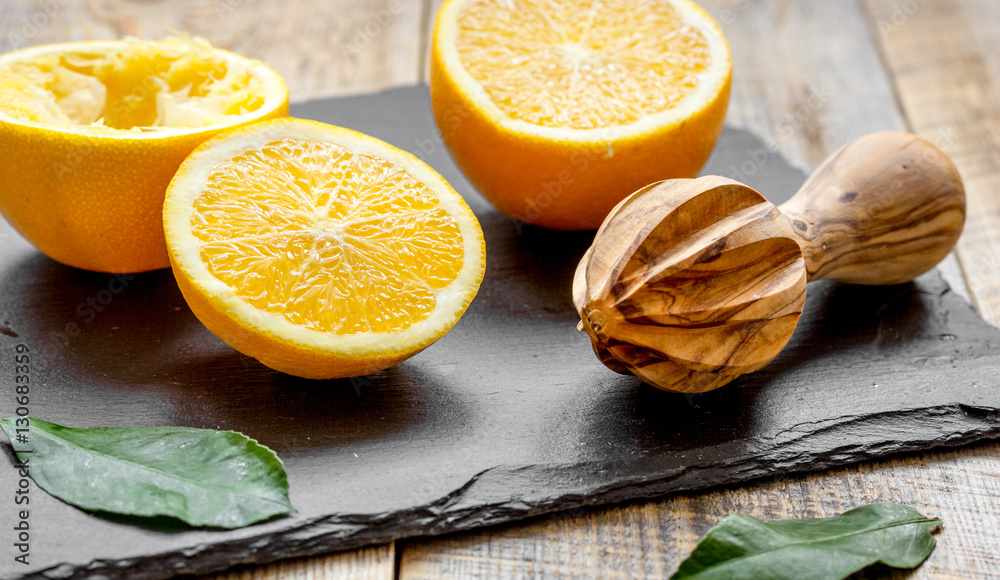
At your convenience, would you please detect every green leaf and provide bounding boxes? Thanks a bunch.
[1,417,294,528]
[672,503,941,580]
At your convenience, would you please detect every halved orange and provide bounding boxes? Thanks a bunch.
[0,37,288,272]
[163,118,486,379]
[430,0,732,230]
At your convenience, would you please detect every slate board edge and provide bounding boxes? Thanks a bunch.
[22,402,1000,580]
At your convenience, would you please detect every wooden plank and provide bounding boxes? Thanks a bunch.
[200,543,396,580]
[400,444,1000,579]
[706,0,908,169]
[6,1,996,578]
[0,0,427,101]
[422,0,444,82]
[398,1,998,578]
[862,0,1000,323]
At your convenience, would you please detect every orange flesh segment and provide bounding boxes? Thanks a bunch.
[454,0,712,129]
[0,38,266,130]
[191,138,465,335]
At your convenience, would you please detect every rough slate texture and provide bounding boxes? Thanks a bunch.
[1,85,999,579]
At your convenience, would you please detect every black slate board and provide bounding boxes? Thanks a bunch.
[2,85,1000,579]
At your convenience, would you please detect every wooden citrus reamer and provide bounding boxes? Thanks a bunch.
[573,132,966,393]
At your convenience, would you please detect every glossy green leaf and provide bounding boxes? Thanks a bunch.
[1,417,294,528]
[672,503,940,580]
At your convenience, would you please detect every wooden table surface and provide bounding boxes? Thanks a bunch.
[3,0,999,577]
